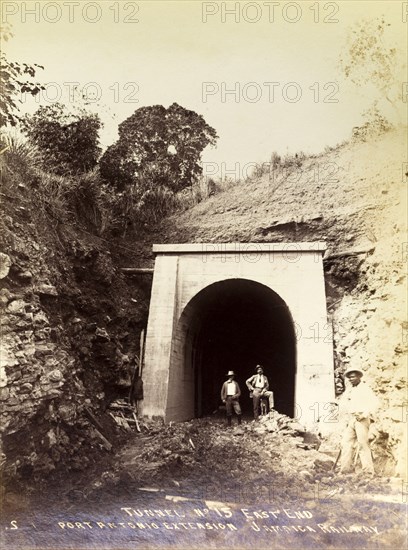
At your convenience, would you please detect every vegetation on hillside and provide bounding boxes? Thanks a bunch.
[339,17,398,107]
[22,103,102,175]
[1,24,219,234]
[0,26,44,128]
[3,97,218,233]
[100,103,218,192]
[2,13,399,236]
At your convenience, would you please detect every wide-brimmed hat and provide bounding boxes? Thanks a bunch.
[226,370,235,377]
[344,367,363,378]
[255,365,263,372]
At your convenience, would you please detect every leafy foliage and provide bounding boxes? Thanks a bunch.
[111,183,180,232]
[340,17,397,104]
[0,27,44,128]
[22,103,102,175]
[352,105,392,142]
[100,103,218,191]
[1,132,40,176]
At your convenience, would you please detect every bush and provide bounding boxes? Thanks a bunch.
[251,162,271,179]
[352,106,392,142]
[68,171,114,235]
[0,133,41,190]
[22,103,102,175]
[108,183,180,233]
[0,132,114,235]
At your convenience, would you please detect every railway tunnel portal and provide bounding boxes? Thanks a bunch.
[141,243,334,429]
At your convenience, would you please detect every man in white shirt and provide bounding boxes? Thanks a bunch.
[246,365,274,420]
[339,367,379,475]
[220,370,242,427]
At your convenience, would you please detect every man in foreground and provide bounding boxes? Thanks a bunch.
[246,365,274,421]
[221,370,242,427]
[339,367,379,475]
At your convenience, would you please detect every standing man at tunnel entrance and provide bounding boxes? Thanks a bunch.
[246,365,274,420]
[338,367,379,476]
[221,371,242,427]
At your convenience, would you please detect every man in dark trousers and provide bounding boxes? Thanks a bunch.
[246,365,274,420]
[220,370,242,427]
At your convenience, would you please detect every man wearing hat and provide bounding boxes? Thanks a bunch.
[246,365,274,420]
[220,371,242,426]
[339,367,379,475]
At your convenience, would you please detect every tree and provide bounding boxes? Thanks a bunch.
[0,26,44,128]
[98,140,137,189]
[339,17,398,106]
[99,103,218,191]
[22,103,102,175]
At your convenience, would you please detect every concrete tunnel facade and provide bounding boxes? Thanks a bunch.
[140,243,334,429]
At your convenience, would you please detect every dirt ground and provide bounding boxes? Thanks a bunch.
[1,413,406,550]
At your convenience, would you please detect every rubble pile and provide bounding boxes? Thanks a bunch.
[73,413,400,510]
[117,412,329,484]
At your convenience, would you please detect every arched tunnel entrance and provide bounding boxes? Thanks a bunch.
[172,279,296,419]
[142,243,332,425]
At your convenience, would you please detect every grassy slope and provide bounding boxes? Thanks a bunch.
[155,126,406,248]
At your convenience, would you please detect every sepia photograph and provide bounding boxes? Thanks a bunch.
[0,1,407,549]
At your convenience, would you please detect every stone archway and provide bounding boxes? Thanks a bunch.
[141,243,334,428]
[167,278,296,420]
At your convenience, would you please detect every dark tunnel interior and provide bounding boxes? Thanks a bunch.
[188,279,296,418]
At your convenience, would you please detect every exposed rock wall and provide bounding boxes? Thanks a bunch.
[0,195,150,485]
